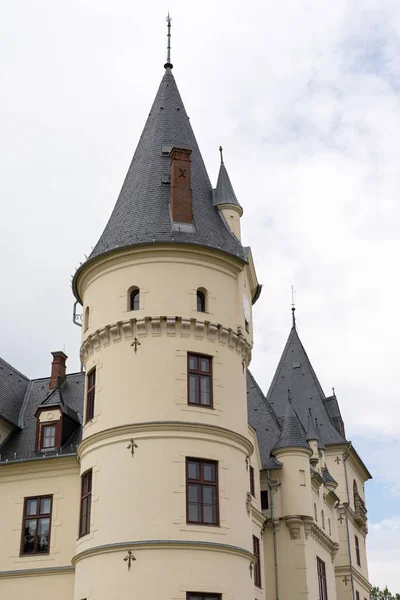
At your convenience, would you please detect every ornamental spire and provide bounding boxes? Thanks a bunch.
[164,13,173,69]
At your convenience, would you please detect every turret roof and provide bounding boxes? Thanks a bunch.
[266,324,347,447]
[213,154,242,211]
[73,68,244,299]
[272,397,310,452]
[306,409,320,442]
[0,357,29,427]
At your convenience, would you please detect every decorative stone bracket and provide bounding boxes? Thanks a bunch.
[285,516,303,540]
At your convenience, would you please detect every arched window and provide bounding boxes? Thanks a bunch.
[84,307,90,332]
[129,288,140,311]
[196,288,206,312]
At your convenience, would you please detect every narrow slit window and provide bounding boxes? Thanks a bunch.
[317,557,328,600]
[250,465,255,497]
[253,535,261,588]
[355,535,361,566]
[86,368,96,423]
[79,470,92,537]
[196,289,206,312]
[130,288,140,311]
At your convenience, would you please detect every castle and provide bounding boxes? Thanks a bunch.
[0,24,372,600]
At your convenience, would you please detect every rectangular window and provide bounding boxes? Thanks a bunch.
[21,495,52,555]
[186,458,219,525]
[250,466,255,497]
[355,535,361,566]
[187,595,221,600]
[261,490,269,510]
[41,424,56,449]
[79,470,92,537]
[317,557,328,600]
[86,368,96,422]
[188,354,213,408]
[253,535,261,588]
[356,593,360,600]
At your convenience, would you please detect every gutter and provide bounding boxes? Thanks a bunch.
[343,442,356,600]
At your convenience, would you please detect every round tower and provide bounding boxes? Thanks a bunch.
[71,44,261,600]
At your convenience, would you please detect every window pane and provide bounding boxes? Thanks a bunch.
[23,519,37,553]
[188,484,201,502]
[189,356,198,370]
[188,461,200,480]
[188,596,202,600]
[43,426,56,448]
[203,463,216,482]
[188,503,201,522]
[200,376,210,405]
[203,505,217,524]
[40,498,51,515]
[26,499,38,516]
[200,357,210,372]
[203,485,216,505]
[189,374,199,403]
[37,518,50,552]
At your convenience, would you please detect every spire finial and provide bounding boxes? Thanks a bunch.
[164,13,173,69]
[291,285,296,328]
[219,146,224,165]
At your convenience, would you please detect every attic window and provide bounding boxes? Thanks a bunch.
[161,173,171,184]
[162,145,173,155]
[41,425,56,450]
[293,362,301,368]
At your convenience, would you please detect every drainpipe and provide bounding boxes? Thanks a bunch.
[267,470,281,600]
[343,443,355,600]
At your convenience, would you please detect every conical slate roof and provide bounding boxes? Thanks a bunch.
[266,324,347,446]
[73,68,244,299]
[272,398,309,452]
[213,157,242,210]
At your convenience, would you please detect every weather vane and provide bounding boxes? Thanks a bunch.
[291,285,296,328]
[164,13,173,69]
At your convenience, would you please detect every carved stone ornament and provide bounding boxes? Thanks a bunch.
[123,550,136,571]
[303,517,313,539]
[246,492,252,516]
[285,516,303,540]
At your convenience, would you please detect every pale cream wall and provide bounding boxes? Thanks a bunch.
[0,572,74,599]
[0,418,14,449]
[0,457,80,572]
[218,206,242,240]
[38,408,62,423]
[272,448,313,518]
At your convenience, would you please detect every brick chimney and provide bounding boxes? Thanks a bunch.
[49,351,68,390]
[169,147,193,223]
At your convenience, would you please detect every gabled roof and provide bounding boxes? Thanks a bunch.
[0,357,30,427]
[0,373,84,461]
[272,398,310,452]
[266,325,347,447]
[37,384,80,423]
[213,157,242,211]
[73,68,245,300]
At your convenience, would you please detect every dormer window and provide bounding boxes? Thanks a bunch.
[196,288,207,312]
[129,287,140,311]
[41,425,56,450]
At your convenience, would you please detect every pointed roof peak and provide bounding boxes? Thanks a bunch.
[213,149,242,212]
[272,392,309,452]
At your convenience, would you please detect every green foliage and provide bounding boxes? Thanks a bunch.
[370,586,400,600]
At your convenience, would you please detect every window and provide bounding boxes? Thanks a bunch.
[253,535,261,588]
[187,595,221,600]
[21,496,52,554]
[261,490,269,510]
[314,503,318,521]
[355,535,361,566]
[321,510,325,530]
[188,354,213,408]
[328,518,331,536]
[186,458,219,525]
[41,425,56,449]
[129,288,140,311]
[85,368,96,423]
[79,470,92,537]
[250,466,255,497]
[356,593,360,600]
[196,289,206,312]
[245,319,249,333]
[84,306,90,331]
[317,557,328,600]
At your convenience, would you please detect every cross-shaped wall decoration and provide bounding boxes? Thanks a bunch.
[335,456,341,465]
[338,515,344,524]
[342,575,349,586]
[249,562,253,578]
[127,439,138,457]
[131,337,141,353]
[123,550,136,571]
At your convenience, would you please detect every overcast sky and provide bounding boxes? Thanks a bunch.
[1,0,399,590]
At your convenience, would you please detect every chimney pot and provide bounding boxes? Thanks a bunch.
[49,351,68,390]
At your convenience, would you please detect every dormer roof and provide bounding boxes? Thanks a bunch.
[272,398,310,452]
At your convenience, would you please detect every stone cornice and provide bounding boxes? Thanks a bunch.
[78,421,254,459]
[72,539,254,566]
[80,315,252,365]
[0,565,74,579]
[0,454,79,477]
[335,565,372,591]
[310,522,340,561]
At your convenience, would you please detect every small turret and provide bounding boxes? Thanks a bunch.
[272,396,309,453]
[213,147,243,240]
